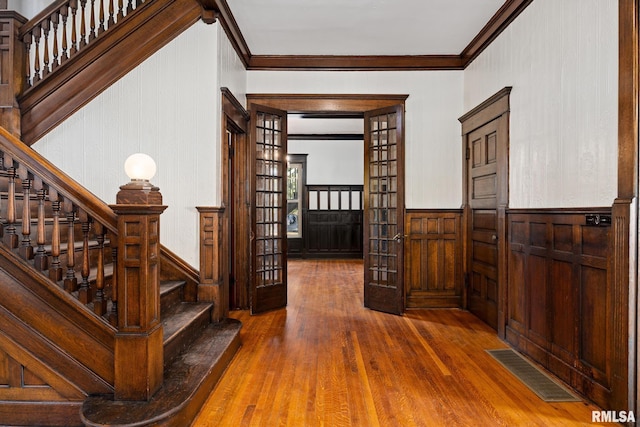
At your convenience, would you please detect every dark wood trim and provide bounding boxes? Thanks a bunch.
[618,0,639,199]
[221,88,250,311]
[196,0,251,68]
[202,0,531,71]
[288,133,363,141]
[459,87,512,134]
[508,207,614,214]
[247,94,408,113]
[613,0,638,415]
[406,208,463,214]
[221,87,249,128]
[248,55,464,71]
[460,0,533,65]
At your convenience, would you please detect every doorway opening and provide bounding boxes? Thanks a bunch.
[286,113,364,259]
[236,94,407,315]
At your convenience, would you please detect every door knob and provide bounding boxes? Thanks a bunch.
[491,234,498,241]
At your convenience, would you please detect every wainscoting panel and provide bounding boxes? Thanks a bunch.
[506,209,613,409]
[304,185,363,258]
[404,210,463,308]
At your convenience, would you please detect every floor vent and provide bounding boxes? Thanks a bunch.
[486,349,580,402]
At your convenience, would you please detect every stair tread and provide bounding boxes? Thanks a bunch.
[162,302,212,344]
[81,319,242,427]
[160,280,185,296]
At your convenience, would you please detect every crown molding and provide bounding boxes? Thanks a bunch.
[248,55,464,71]
[196,0,251,68]
[199,0,533,71]
[460,0,533,65]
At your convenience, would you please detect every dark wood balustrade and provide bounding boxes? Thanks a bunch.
[0,125,119,323]
[19,0,151,89]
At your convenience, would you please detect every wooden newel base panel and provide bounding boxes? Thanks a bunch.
[197,207,226,322]
[110,185,167,401]
[114,325,164,401]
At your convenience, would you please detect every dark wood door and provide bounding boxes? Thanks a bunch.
[466,119,500,329]
[364,105,405,315]
[250,105,288,314]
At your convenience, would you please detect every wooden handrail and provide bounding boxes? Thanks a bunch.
[18,0,68,37]
[0,126,117,233]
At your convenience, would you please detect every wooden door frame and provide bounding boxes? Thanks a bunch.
[246,94,408,307]
[459,87,511,338]
[221,88,250,312]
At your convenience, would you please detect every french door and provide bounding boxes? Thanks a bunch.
[363,105,405,315]
[249,105,288,314]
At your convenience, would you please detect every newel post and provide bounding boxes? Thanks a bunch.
[110,154,166,401]
[0,9,27,137]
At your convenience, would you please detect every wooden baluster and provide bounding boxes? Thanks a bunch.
[79,0,87,48]
[63,202,77,292]
[33,182,49,271]
[18,168,34,260]
[32,28,41,83]
[117,0,124,20]
[108,0,115,27]
[94,222,107,315]
[50,13,60,71]
[125,0,133,15]
[41,21,51,78]
[78,210,92,304]
[49,197,64,281]
[4,163,18,248]
[108,245,118,326]
[70,1,78,54]
[23,34,32,87]
[59,7,69,63]
[98,0,105,35]
[88,0,97,42]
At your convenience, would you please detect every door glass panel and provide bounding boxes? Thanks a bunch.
[255,112,285,290]
[367,111,399,287]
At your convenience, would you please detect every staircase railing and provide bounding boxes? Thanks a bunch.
[0,125,119,322]
[19,0,152,89]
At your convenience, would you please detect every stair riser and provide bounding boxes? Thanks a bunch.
[163,306,211,367]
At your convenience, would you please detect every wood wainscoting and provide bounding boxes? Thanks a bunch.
[506,208,615,410]
[404,210,463,308]
[304,185,364,259]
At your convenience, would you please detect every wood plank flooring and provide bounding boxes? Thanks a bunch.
[193,259,605,426]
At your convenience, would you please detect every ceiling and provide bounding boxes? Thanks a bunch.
[225,0,507,56]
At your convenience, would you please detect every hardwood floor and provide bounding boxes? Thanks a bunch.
[194,259,604,426]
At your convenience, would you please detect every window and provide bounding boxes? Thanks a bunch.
[287,162,303,238]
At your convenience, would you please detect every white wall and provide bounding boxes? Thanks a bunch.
[8,0,49,18]
[33,21,242,269]
[288,139,363,185]
[464,0,618,208]
[247,71,465,209]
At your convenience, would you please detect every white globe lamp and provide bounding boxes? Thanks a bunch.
[124,153,156,182]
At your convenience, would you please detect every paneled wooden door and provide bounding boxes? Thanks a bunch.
[466,119,501,330]
[250,105,288,314]
[364,105,405,315]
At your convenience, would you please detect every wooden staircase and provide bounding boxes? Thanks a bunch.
[0,1,241,425]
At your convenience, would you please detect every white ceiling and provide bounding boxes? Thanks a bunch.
[226,0,507,56]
